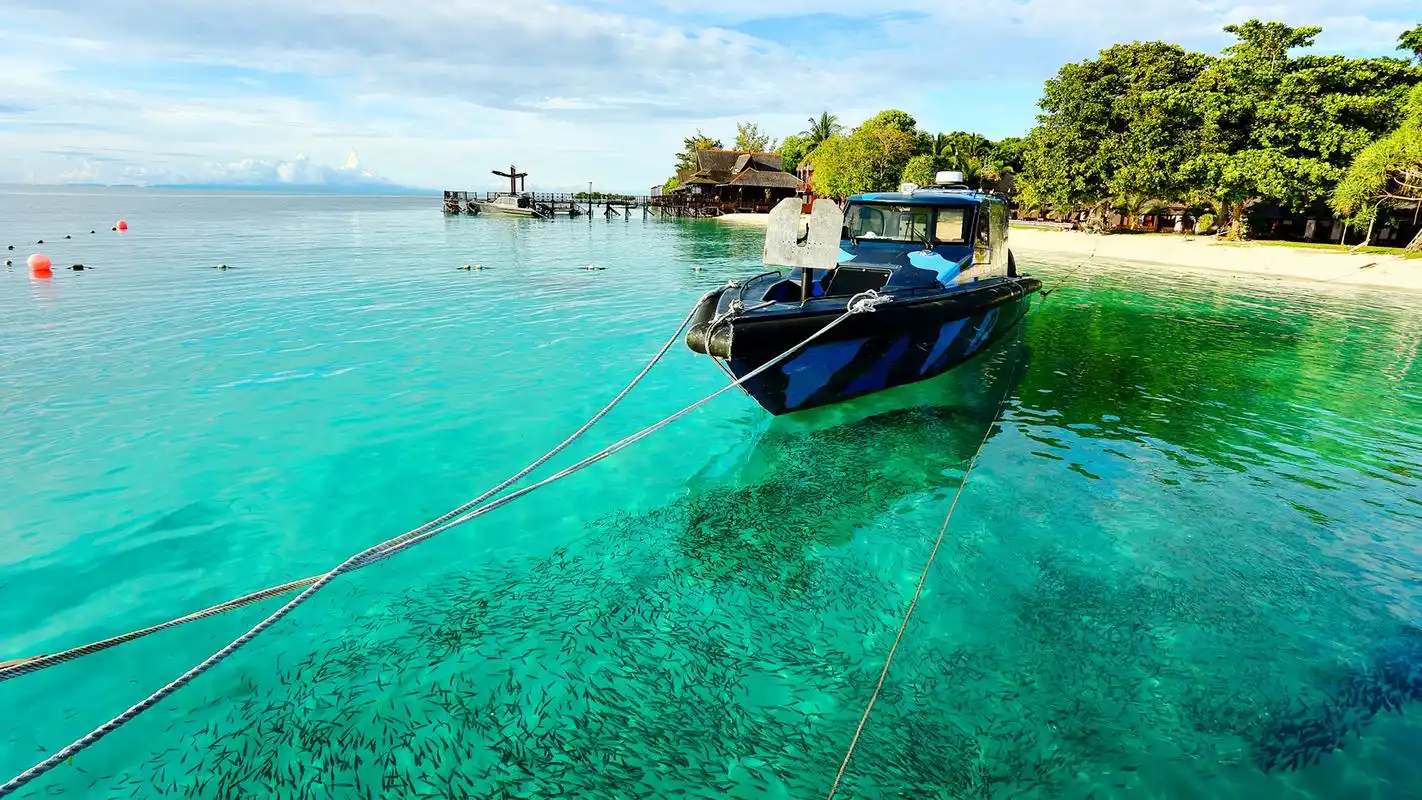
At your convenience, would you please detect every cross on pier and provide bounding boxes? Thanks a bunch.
[492,164,529,194]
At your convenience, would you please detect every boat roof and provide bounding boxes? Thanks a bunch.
[848,188,1000,207]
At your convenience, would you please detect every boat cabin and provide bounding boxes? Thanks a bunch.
[489,194,533,210]
[762,173,1013,304]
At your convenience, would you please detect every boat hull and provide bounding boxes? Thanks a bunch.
[698,280,1038,415]
[472,202,542,217]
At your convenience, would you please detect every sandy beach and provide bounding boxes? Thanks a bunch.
[1009,227,1422,294]
[716,214,1421,293]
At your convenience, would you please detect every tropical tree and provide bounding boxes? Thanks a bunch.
[807,111,919,197]
[988,136,1028,176]
[863,109,918,135]
[802,112,844,149]
[778,135,810,173]
[901,154,943,187]
[1332,84,1422,249]
[935,131,995,187]
[734,122,778,152]
[1182,20,1421,239]
[1400,23,1422,64]
[1021,40,1212,225]
[672,130,722,178]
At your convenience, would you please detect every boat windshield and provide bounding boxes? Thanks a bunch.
[845,203,972,244]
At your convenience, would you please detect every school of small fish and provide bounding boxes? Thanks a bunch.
[11,403,1421,799]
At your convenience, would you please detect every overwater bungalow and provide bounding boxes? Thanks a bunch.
[672,149,802,213]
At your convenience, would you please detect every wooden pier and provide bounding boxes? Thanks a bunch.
[442,190,724,220]
[445,163,731,220]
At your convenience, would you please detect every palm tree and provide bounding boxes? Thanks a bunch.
[801,112,844,149]
[933,133,953,157]
[937,131,994,187]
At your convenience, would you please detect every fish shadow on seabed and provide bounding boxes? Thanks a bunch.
[670,334,1031,597]
[1254,624,1422,773]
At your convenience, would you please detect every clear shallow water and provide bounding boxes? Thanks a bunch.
[1,187,1420,798]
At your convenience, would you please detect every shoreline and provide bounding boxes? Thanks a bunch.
[714,214,1421,294]
[1009,228,1421,294]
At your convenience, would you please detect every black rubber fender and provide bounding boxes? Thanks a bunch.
[685,287,727,355]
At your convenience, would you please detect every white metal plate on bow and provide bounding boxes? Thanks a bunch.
[762,197,843,270]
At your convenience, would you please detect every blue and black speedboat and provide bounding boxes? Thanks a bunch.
[686,175,1041,415]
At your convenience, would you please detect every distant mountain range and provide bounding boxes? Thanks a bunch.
[146,182,437,195]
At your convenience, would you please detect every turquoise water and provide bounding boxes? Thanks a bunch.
[2,187,1421,798]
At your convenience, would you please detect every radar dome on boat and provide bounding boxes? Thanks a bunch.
[935,170,966,185]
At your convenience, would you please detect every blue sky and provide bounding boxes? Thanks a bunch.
[0,1,1416,193]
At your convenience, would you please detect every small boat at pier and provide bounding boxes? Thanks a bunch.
[472,193,547,218]
[686,172,1041,414]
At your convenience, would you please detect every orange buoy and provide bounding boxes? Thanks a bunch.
[116,220,129,231]
[28,253,52,277]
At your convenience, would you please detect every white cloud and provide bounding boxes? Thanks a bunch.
[0,0,1415,190]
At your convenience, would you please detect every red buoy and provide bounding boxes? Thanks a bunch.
[27,253,52,278]
[116,220,129,231]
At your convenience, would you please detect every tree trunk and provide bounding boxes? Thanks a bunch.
[1227,202,1247,241]
[1362,213,1377,248]
[1406,225,1422,252]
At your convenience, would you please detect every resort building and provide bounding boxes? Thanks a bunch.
[672,150,803,213]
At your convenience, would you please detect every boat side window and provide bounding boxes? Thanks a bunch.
[974,205,992,264]
[933,208,969,244]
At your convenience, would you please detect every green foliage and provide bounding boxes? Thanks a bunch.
[806,135,866,198]
[861,109,918,135]
[807,111,920,197]
[801,112,843,149]
[1331,84,1422,249]
[778,135,810,174]
[1184,20,1421,237]
[774,17,1422,232]
[900,154,943,187]
[1196,212,1216,233]
[1022,40,1212,214]
[733,122,778,153]
[989,136,1028,175]
[1015,18,1422,238]
[663,175,680,193]
[1398,24,1422,64]
[1012,178,1049,215]
[673,130,722,178]
[934,131,994,187]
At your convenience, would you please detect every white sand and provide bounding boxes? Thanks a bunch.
[1010,227,1422,294]
[715,213,1421,293]
[716,212,775,226]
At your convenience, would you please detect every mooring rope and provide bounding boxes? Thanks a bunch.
[825,339,1024,800]
[1038,236,1102,298]
[0,576,323,677]
[0,289,720,686]
[0,289,890,799]
[1,288,744,683]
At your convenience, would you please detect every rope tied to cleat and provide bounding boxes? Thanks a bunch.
[0,287,890,799]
